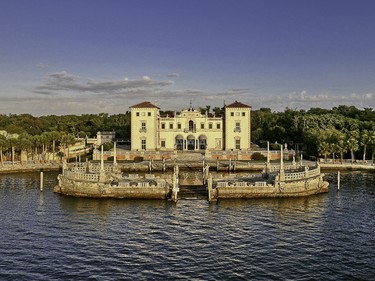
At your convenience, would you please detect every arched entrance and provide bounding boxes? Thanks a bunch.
[187,135,195,150]
[198,135,207,150]
[175,135,183,150]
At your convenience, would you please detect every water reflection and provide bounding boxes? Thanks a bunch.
[57,196,173,215]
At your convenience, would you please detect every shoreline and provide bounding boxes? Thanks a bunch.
[0,161,374,174]
[0,163,62,174]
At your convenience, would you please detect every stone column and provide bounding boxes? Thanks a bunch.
[100,145,104,172]
[113,141,117,166]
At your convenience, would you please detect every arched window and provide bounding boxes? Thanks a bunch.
[199,135,207,150]
[187,135,195,150]
[189,120,194,132]
[175,135,183,150]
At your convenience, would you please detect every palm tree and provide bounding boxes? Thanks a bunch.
[360,129,369,162]
[5,136,18,166]
[17,133,33,165]
[32,134,43,162]
[40,132,50,161]
[368,129,375,162]
[330,143,338,163]
[60,133,77,162]
[318,141,331,162]
[48,131,61,162]
[336,139,348,164]
[347,130,359,163]
[0,134,6,166]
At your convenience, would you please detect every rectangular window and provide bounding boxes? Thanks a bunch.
[234,122,241,132]
[235,139,241,149]
[161,140,166,148]
[136,112,140,116]
[236,112,240,116]
[148,112,151,116]
[216,123,221,129]
[140,122,147,133]
[231,112,234,116]
[142,112,145,116]
[161,123,165,129]
[178,123,181,129]
[242,112,245,116]
[201,123,205,129]
[169,123,173,129]
[209,123,213,129]
[142,139,146,150]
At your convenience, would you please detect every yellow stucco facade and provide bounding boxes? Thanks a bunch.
[130,101,251,151]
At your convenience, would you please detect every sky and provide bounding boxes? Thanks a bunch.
[1,0,375,116]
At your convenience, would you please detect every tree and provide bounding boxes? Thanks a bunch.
[318,141,331,161]
[49,131,62,162]
[0,134,5,166]
[368,129,375,162]
[17,133,33,165]
[360,129,370,161]
[213,107,224,116]
[60,133,77,161]
[336,139,348,164]
[347,131,359,163]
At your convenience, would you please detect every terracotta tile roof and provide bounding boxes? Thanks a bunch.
[225,101,251,108]
[130,101,160,109]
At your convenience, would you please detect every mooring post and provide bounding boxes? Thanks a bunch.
[207,174,212,202]
[162,156,166,172]
[202,154,206,184]
[40,171,43,192]
[337,171,341,191]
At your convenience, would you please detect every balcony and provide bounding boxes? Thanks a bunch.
[139,128,147,133]
[234,127,241,133]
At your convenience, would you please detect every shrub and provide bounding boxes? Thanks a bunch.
[251,152,266,161]
[133,156,144,162]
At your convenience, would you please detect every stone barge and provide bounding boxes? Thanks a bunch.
[54,161,179,200]
[206,161,329,201]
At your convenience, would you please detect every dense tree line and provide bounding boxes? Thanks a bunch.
[0,113,131,138]
[0,105,374,164]
[0,112,131,164]
[251,105,375,162]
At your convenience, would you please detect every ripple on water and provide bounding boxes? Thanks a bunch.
[0,172,374,280]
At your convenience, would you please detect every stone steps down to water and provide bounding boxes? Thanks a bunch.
[178,185,208,199]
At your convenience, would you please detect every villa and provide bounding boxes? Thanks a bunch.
[130,101,251,152]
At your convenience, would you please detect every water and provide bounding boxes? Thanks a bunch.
[0,171,374,280]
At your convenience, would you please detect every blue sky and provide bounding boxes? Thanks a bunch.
[1,0,374,115]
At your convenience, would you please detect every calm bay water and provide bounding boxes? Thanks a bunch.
[0,171,374,280]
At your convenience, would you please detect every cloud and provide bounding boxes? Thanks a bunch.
[36,63,49,69]
[249,90,375,111]
[33,71,174,96]
[166,72,179,78]
[6,71,374,115]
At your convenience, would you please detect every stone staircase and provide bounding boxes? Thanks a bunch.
[176,151,205,162]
